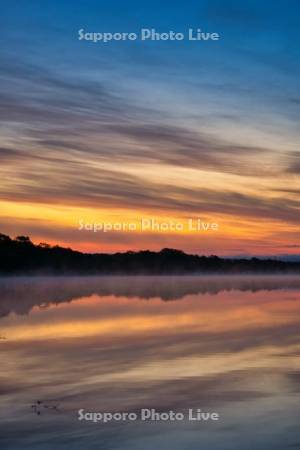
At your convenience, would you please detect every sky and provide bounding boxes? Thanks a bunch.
[0,0,299,255]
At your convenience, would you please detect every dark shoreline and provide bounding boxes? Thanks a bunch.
[1,233,300,275]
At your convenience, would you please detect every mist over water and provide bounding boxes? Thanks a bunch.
[0,275,300,449]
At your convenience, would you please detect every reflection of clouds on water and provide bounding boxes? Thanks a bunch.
[285,371,300,393]
[0,277,300,449]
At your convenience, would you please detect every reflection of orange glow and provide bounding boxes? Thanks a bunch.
[2,290,300,341]
[1,285,300,388]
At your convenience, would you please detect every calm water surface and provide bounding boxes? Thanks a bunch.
[0,275,300,449]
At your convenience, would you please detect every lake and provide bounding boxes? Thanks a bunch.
[0,275,300,449]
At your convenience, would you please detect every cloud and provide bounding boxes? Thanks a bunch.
[0,56,299,240]
[0,57,282,178]
[1,159,300,224]
[282,151,300,174]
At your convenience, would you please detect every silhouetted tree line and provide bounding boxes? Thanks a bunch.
[0,233,299,275]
